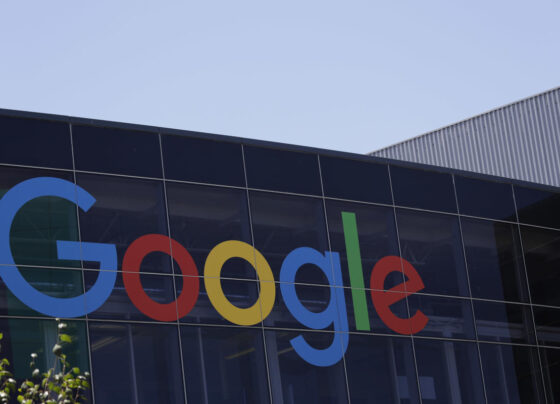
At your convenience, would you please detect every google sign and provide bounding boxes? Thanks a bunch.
[0,177,428,366]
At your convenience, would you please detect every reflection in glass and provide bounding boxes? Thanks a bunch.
[264,330,348,404]
[320,156,391,204]
[0,267,84,317]
[181,326,270,404]
[533,306,560,347]
[167,183,254,279]
[414,339,485,404]
[462,218,529,302]
[345,334,420,403]
[520,226,560,306]
[408,294,475,340]
[0,167,79,268]
[473,300,535,344]
[480,344,545,404]
[540,347,560,403]
[250,192,329,285]
[515,185,560,230]
[396,209,469,296]
[76,174,171,273]
[89,322,184,404]
[390,165,456,213]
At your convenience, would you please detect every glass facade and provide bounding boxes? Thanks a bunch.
[0,111,559,403]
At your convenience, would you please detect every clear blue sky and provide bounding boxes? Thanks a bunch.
[1,1,559,154]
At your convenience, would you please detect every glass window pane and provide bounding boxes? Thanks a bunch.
[540,347,560,403]
[166,183,254,279]
[520,226,560,306]
[264,330,348,404]
[390,165,456,213]
[0,115,73,169]
[325,200,401,290]
[0,318,88,384]
[0,267,84,317]
[178,277,260,326]
[250,191,329,285]
[244,146,322,195]
[345,335,420,403]
[76,174,171,274]
[515,185,560,230]
[89,323,185,404]
[86,271,176,322]
[533,306,560,347]
[480,344,545,404]
[181,326,270,404]
[407,294,475,340]
[320,156,391,204]
[462,218,529,302]
[72,124,162,177]
[396,209,469,296]
[0,167,79,268]
[473,301,535,344]
[455,175,516,220]
[413,339,485,404]
[161,134,245,186]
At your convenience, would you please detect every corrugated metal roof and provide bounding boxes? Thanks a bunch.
[370,87,560,187]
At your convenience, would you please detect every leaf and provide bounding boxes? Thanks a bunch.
[72,367,80,375]
[59,334,72,344]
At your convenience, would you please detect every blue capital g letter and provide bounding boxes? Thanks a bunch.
[0,177,117,318]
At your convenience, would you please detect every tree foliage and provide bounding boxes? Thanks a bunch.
[0,319,90,404]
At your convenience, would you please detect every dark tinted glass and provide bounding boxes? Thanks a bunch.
[161,134,245,186]
[320,156,391,203]
[396,209,469,296]
[413,339,485,404]
[86,271,176,322]
[264,330,348,404]
[72,125,162,177]
[540,347,560,402]
[390,165,456,212]
[533,306,560,347]
[345,290,410,335]
[520,226,560,306]
[345,335,420,403]
[264,283,332,330]
[0,115,73,169]
[455,175,516,220]
[0,167,79,268]
[473,301,535,344]
[0,267,84,317]
[166,183,254,279]
[250,191,329,285]
[244,146,321,195]
[515,185,560,229]
[480,344,545,404]
[76,174,171,273]
[0,318,88,381]
[89,323,184,404]
[178,277,259,326]
[181,326,270,404]
[325,200,400,289]
[408,294,475,339]
[462,218,529,302]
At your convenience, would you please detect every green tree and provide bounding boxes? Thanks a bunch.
[0,319,90,404]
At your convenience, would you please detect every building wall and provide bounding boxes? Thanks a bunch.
[0,109,559,403]
[371,87,560,187]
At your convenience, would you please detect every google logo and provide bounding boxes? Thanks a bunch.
[0,177,428,366]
